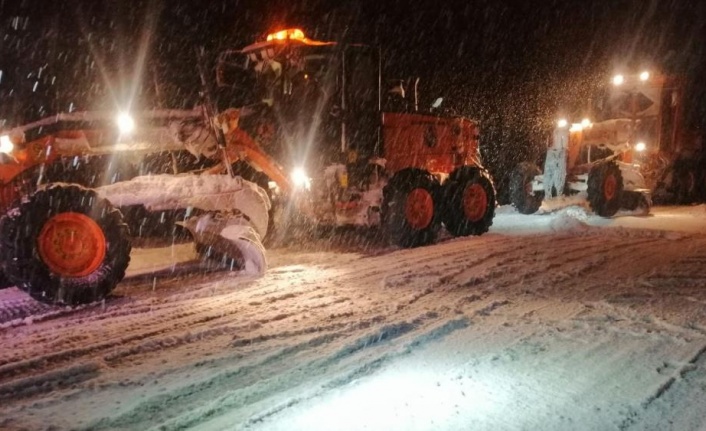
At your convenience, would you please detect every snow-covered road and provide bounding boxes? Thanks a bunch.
[2,205,706,430]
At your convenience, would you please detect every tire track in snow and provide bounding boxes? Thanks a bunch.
[0,276,269,377]
[1,231,703,430]
[0,234,664,381]
[81,308,455,430]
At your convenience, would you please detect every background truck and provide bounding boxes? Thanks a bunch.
[509,70,704,216]
[0,28,497,305]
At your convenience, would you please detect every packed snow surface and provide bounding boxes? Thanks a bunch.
[2,204,706,430]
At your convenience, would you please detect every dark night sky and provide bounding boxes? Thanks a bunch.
[1,0,704,183]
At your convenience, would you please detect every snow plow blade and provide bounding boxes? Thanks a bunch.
[179,214,267,274]
[97,174,270,274]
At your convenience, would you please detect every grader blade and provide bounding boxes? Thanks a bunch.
[179,213,267,274]
[97,174,271,274]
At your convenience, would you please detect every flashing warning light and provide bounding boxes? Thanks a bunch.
[267,28,306,42]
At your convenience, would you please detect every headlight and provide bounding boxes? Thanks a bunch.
[634,142,646,152]
[0,135,14,154]
[291,167,311,190]
[116,113,135,134]
[639,71,650,81]
[612,74,624,86]
[557,118,568,128]
[569,123,584,132]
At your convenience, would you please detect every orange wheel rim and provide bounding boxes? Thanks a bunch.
[603,174,617,200]
[37,212,106,277]
[463,183,488,222]
[405,188,434,230]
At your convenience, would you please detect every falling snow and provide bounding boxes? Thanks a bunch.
[1,1,706,430]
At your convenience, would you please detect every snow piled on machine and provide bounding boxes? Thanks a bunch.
[98,174,271,273]
[97,174,270,237]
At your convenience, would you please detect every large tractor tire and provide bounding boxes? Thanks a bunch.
[509,162,544,214]
[382,169,441,248]
[0,184,131,305]
[587,161,623,217]
[441,167,496,237]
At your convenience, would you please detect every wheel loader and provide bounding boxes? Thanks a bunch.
[0,28,497,305]
[510,70,703,216]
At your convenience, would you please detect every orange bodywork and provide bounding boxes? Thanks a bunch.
[382,112,482,175]
[0,136,58,184]
[222,128,293,194]
[0,130,103,210]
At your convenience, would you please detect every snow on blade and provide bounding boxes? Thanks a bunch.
[97,174,271,239]
[179,213,267,274]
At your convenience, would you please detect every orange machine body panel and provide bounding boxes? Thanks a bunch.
[382,112,482,175]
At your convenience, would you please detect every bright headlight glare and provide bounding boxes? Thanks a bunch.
[640,71,650,81]
[612,74,624,86]
[557,119,568,128]
[291,167,311,190]
[635,142,646,152]
[116,113,135,134]
[0,135,14,154]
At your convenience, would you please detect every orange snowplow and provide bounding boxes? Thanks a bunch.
[0,28,497,305]
[212,28,497,246]
[0,109,271,304]
[509,70,704,216]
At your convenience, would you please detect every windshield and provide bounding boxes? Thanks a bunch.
[215,44,341,169]
[216,45,337,113]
